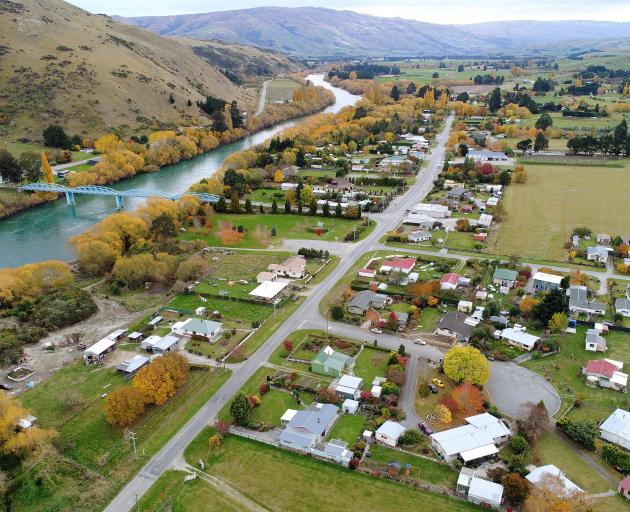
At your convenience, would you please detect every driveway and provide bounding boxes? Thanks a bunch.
[486,361,561,419]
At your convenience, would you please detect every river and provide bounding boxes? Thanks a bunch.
[0,74,360,268]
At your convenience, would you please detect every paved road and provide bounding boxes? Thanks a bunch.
[255,80,271,116]
[52,155,100,172]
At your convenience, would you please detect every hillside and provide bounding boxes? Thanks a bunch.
[118,7,630,58]
[0,0,302,142]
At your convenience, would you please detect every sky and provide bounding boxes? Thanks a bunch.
[69,0,630,24]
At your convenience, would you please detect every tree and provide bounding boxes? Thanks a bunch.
[271,199,278,214]
[300,184,315,206]
[399,429,421,445]
[150,212,177,241]
[212,110,228,132]
[564,419,599,450]
[509,435,529,454]
[230,192,241,213]
[322,201,330,217]
[548,312,568,333]
[245,198,253,214]
[390,85,400,101]
[43,124,69,148]
[450,383,484,416]
[535,113,553,131]
[0,150,22,183]
[284,200,291,214]
[331,305,344,320]
[132,353,189,406]
[517,401,549,442]
[406,82,416,95]
[532,288,567,326]
[309,198,317,216]
[434,404,452,425]
[488,87,502,113]
[230,100,242,128]
[443,347,489,385]
[103,387,145,428]
[502,473,530,505]
[523,473,589,512]
[274,169,283,183]
[18,152,40,182]
[335,202,343,217]
[517,138,533,152]
[534,131,549,152]
[229,393,252,426]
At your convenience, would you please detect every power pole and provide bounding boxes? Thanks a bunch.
[126,430,138,460]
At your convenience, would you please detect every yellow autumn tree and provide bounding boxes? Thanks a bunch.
[364,80,383,105]
[443,346,489,386]
[103,387,145,428]
[274,169,283,183]
[434,404,452,425]
[40,151,54,183]
[132,353,189,406]
[95,133,121,154]
[0,260,73,304]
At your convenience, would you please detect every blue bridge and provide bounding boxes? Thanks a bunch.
[18,183,220,209]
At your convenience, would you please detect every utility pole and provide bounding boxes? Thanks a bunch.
[126,430,138,460]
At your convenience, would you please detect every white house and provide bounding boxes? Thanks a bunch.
[600,409,630,450]
[458,300,473,313]
[195,306,207,316]
[526,465,583,495]
[500,328,540,351]
[249,280,288,301]
[532,272,563,292]
[335,375,363,400]
[586,245,613,264]
[173,318,223,342]
[342,399,359,415]
[268,255,307,279]
[458,469,504,510]
[375,420,406,447]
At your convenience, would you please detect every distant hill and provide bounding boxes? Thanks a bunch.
[0,0,302,142]
[117,7,630,58]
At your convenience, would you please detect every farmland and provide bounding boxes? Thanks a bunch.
[491,160,630,261]
[266,78,301,103]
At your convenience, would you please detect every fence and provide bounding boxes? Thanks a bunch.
[575,319,630,333]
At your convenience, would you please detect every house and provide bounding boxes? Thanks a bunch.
[458,469,504,510]
[116,355,149,378]
[128,331,144,342]
[410,203,450,219]
[585,329,607,352]
[618,476,630,500]
[597,233,611,245]
[489,315,509,328]
[460,204,474,214]
[430,413,510,464]
[493,268,518,289]
[485,196,499,207]
[408,230,432,243]
[614,287,630,317]
[335,375,363,400]
[404,212,437,228]
[568,286,606,316]
[358,268,376,278]
[526,465,582,495]
[458,300,473,313]
[583,359,628,392]
[600,409,630,450]
[440,272,461,290]
[249,280,288,301]
[311,346,352,378]
[342,399,359,414]
[500,328,540,351]
[83,337,117,364]
[268,255,307,278]
[375,420,406,447]
[173,318,223,342]
[532,271,563,291]
[467,149,509,162]
[586,245,612,264]
[347,290,390,315]
[407,272,419,284]
[436,312,477,342]
[256,271,277,283]
[379,257,416,274]
[447,187,466,200]
[477,213,493,228]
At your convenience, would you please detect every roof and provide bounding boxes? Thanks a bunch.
[116,355,149,374]
[286,403,338,435]
[348,290,388,311]
[128,331,143,340]
[465,413,511,439]
[430,424,496,456]
[342,398,359,411]
[468,149,508,159]
[281,409,298,422]
[414,203,449,213]
[324,439,353,460]
[600,408,630,442]
[382,257,416,270]
[468,477,504,504]
[615,298,630,311]
[587,245,612,258]
[460,443,499,462]
[337,375,363,390]
[493,268,518,281]
[153,334,179,351]
[489,315,509,326]
[533,271,563,285]
[376,420,406,440]
[180,318,222,335]
[526,465,583,494]
[84,337,116,357]
[569,286,606,312]
[311,346,352,372]
[437,312,475,338]
[358,268,375,275]
[278,428,314,450]
[440,273,461,286]
[249,280,288,299]
[500,328,540,349]
[257,271,277,282]
[585,329,606,347]
[585,359,622,379]
[620,475,630,489]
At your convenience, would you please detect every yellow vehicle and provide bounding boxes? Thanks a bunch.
[432,378,445,388]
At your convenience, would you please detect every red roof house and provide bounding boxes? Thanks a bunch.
[619,475,630,500]
[380,258,416,274]
[440,273,461,290]
[584,359,622,379]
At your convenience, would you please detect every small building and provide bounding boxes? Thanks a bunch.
[249,280,288,301]
[408,230,432,243]
[410,203,450,219]
[375,420,406,447]
[568,285,606,316]
[436,312,477,343]
[615,297,630,317]
[335,375,363,400]
[17,415,38,430]
[174,318,223,342]
[526,465,582,495]
[467,149,509,163]
[256,271,277,283]
[489,315,509,328]
[358,268,376,278]
[151,334,180,354]
[600,409,630,450]
[586,245,612,264]
[618,475,630,500]
[458,300,473,313]
[597,233,611,245]
[532,272,563,291]
[404,212,436,228]
[311,346,352,378]
[458,469,504,510]
[83,337,116,364]
[363,430,373,442]
[477,213,493,228]
[500,328,540,351]
[116,355,149,378]
[440,272,461,290]
[342,398,359,415]
[128,331,144,342]
[195,306,207,316]
[585,329,607,352]
[583,359,627,392]
[147,316,163,329]
[280,409,297,425]
[379,257,416,274]
[268,255,307,279]
[140,335,162,351]
[347,290,390,315]
[493,268,518,289]
[371,385,382,398]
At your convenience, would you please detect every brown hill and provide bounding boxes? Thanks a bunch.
[0,0,302,142]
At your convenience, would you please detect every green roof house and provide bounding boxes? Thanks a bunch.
[311,346,352,378]
[492,268,518,289]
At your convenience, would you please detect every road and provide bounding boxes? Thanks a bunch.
[52,155,100,172]
[255,80,271,116]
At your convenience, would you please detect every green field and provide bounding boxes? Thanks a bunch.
[524,326,629,422]
[521,111,627,130]
[493,161,630,261]
[0,141,93,162]
[246,188,287,203]
[327,414,366,444]
[181,213,368,248]
[182,431,478,512]
[167,293,272,324]
[266,78,301,103]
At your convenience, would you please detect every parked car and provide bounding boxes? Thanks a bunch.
[370,328,383,334]
[414,339,427,345]
[0,383,13,391]
[432,378,445,388]
[418,422,434,435]
[429,384,438,394]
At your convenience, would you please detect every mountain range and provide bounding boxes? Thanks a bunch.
[0,0,301,141]
[117,6,630,58]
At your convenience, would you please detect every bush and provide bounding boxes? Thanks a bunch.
[16,286,97,330]
[509,435,529,454]
[399,429,421,445]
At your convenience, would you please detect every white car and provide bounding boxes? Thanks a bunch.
[370,328,383,334]
[414,339,427,345]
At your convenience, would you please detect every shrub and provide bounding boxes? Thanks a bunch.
[509,435,529,454]
[399,429,421,446]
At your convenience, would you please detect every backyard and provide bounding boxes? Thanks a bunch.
[352,346,390,390]
[491,160,630,261]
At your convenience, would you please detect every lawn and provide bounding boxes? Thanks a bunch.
[491,160,630,261]
[523,326,629,422]
[250,388,315,427]
[167,293,272,324]
[327,414,366,444]
[245,188,287,203]
[15,363,230,512]
[0,141,92,162]
[266,78,301,103]
[183,431,478,512]
[366,444,458,487]
[138,470,243,512]
[352,347,390,390]
[181,213,366,248]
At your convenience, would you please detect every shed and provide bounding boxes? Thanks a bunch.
[83,337,116,364]
[281,409,298,425]
[371,385,382,398]
[128,331,144,342]
[195,306,207,316]
[116,355,149,378]
[152,334,180,353]
[342,399,359,415]
[375,421,406,447]
[147,316,163,329]
[468,477,503,509]
[363,430,373,442]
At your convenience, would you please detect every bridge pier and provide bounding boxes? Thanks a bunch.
[115,195,125,210]
[65,191,76,206]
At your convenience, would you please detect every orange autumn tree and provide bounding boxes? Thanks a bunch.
[450,383,485,417]
[216,220,245,245]
[103,387,145,428]
[40,151,54,183]
[133,353,189,406]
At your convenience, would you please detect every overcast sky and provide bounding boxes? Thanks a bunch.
[69,0,630,24]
